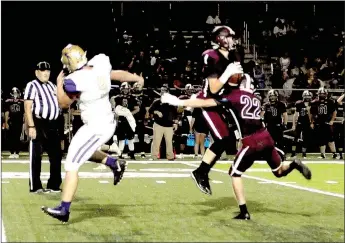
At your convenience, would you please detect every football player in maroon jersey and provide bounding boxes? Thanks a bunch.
[187,25,244,195]
[161,74,311,220]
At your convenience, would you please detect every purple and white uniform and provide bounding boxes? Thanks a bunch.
[63,54,115,171]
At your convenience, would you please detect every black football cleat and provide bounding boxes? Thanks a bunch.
[191,170,212,195]
[112,159,128,185]
[293,159,312,180]
[332,153,338,159]
[41,206,70,223]
[233,212,251,220]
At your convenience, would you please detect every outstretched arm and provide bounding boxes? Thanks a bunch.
[161,93,217,108]
[110,70,144,86]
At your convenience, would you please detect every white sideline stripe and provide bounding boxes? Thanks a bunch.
[2,218,7,242]
[1,181,9,184]
[180,162,344,199]
[2,159,344,164]
[1,172,191,179]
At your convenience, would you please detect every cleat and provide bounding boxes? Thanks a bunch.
[44,189,62,193]
[318,153,326,159]
[302,153,307,159]
[30,189,44,194]
[191,170,212,195]
[41,206,70,223]
[141,153,146,158]
[112,159,127,185]
[233,212,251,220]
[332,153,338,159]
[293,159,312,180]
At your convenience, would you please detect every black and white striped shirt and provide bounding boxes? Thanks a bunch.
[24,79,60,120]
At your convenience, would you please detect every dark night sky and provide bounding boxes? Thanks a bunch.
[1,1,115,93]
[1,1,344,94]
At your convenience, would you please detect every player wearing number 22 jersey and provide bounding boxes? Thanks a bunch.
[161,74,312,220]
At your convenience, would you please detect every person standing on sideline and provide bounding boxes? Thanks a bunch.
[24,61,62,193]
[4,87,24,158]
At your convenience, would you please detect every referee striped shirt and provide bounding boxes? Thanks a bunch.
[24,79,60,120]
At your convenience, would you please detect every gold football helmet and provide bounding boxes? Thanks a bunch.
[61,44,88,73]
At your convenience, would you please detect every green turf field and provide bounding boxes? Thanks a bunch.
[1,155,344,242]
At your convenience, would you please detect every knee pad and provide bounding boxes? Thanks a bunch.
[273,171,284,178]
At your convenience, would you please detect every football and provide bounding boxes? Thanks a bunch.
[228,73,243,85]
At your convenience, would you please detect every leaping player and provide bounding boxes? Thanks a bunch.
[161,74,312,220]
[41,44,144,223]
[187,25,244,196]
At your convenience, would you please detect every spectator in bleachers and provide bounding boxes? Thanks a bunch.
[280,52,291,71]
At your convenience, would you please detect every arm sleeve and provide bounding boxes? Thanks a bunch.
[63,78,83,94]
[24,82,36,100]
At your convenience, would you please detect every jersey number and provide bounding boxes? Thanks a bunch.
[318,105,327,115]
[240,95,261,119]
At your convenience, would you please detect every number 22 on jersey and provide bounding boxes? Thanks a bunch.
[240,95,261,119]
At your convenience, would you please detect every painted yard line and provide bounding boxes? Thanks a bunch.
[180,162,345,199]
[139,168,271,173]
[1,218,7,242]
[1,159,344,164]
[1,172,191,179]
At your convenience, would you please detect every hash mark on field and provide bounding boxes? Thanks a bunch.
[180,162,344,199]
[99,180,109,184]
[156,180,166,184]
[211,180,223,184]
[326,181,338,184]
[1,181,9,184]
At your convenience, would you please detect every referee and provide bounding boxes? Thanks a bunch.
[24,61,62,193]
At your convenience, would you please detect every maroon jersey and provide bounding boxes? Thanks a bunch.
[199,49,233,99]
[217,89,264,137]
[261,101,287,126]
[295,100,310,125]
[310,98,336,124]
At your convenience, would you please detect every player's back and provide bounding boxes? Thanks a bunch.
[66,54,113,126]
[220,89,264,138]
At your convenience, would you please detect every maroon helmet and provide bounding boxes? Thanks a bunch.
[211,25,236,51]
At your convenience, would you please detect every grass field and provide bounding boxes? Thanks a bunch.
[1,154,344,242]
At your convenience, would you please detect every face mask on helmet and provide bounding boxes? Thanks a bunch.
[61,44,88,74]
[318,88,328,101]
[185,84,193,96]
[133,83,143,94]
[268,91,278,103]
[161,87,169,96]
[11,88,21,99]
[121,83,130,95]
[212,26,236,51]
[302,91,312,102]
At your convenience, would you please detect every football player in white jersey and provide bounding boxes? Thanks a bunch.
[41,44,144,223]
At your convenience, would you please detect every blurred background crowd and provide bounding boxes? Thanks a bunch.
[1,1,344,158]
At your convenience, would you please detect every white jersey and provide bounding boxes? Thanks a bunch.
[63,54,114,126]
